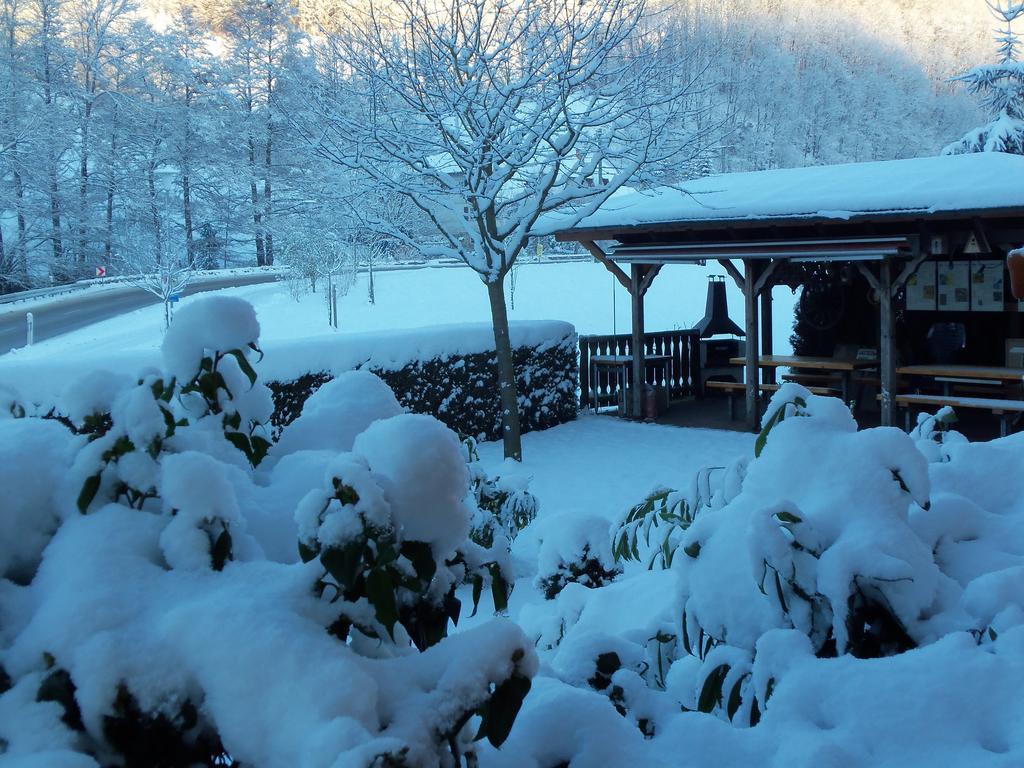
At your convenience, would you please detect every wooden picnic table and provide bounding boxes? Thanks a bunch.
[729,355,877,402]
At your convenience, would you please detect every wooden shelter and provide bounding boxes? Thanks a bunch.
[555,152,1024,430]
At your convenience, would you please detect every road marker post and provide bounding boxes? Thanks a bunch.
[26,312,33,346]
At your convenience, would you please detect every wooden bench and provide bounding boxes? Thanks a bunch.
[894,393,1024,437]
[706,380,840,420]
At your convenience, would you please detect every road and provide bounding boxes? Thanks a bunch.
[0,273,280,356]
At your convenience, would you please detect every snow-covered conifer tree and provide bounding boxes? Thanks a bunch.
[945,1,1024,154]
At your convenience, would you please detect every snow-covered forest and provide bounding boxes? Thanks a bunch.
[0,0,999,292]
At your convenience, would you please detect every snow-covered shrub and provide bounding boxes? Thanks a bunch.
[600,385,1012,734]
[0,418,80,583]
[269,370,403,462]
[0,296,538,767]
[536,515,621,600]
[909,406,968,463]
[294,415,518,652]
[464,436,539,548]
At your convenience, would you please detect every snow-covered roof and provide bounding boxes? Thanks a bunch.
[562,152,1024,235]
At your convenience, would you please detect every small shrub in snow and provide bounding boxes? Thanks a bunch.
[464,436,539,549]
[536,516,621,600]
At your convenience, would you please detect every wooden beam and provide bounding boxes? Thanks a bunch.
[761,286,775,385]
[581,240,631,292]
[855,262,881,298]
[753,259,780,296]
[630,264,646,420]
[743,260,760,431]
[891,250,928,298]
[879,258,895,427]
[638,264,663,297]
[718,258,746,291]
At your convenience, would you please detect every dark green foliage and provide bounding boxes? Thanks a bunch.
[537,544,621,600]
[304,478,507,651]
[473,667,532,748]
[36,667,83,732]
[266,336,577,441]
[587,651,621,692]
[102,684,235,768]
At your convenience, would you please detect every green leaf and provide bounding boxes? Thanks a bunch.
[726,674,746,720]
[298,540,319,563]
[227,349,259,387]
[250,435,272,466]
[210,526,232,571]
[489,563,509,613]
[321,542,364,590]
[773,511,803,525]
[77,473,102,514]
[366,568,398,638]
[772,570,789,614]
[470,575,484,617]
[697,664,729,713]
[402,541,437,583]
[475,673,532,747]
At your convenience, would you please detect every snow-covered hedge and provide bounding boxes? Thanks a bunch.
[0,297,538,767]
[263,321,577,442]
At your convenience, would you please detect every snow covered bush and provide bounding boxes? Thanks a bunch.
[265,321,578,443]
[0,296,537,767]
[598,384,1024,737]
[536,515,621,600]
[464,436,539,549]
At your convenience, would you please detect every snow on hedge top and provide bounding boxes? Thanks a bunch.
[565,152,1024,232]
[258,320,575,383]
[161,296,261,381]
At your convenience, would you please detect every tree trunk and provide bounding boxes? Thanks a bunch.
[248,134,265,267]
[182,173,194,267]
[263,136,273,266]
[13,169,26,279]
[48,165,62,263]
[486,277,522,460]
[78,99,91,262]
[368,255,375,304]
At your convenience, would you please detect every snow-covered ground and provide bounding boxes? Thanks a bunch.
[0,259,795,403]
[4,289,1024,767]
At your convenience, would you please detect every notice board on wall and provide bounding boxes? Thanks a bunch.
[970,260,1005,312]
[937,261,970,312]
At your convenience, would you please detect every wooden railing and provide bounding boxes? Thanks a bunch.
[579,329,702,410]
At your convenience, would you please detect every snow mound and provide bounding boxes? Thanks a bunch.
[352,414,471,555]
[161,295,261,381]
[270,370,403,462]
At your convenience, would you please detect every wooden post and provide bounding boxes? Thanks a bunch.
[760,284,775,385]
[879,257,895,427]
[744,260,760,431]
[630,264,646,420]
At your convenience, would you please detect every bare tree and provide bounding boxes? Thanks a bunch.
[114,211,193,329]
[301,0,703,460]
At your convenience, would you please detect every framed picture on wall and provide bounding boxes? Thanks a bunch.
[970,260,1005,312]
